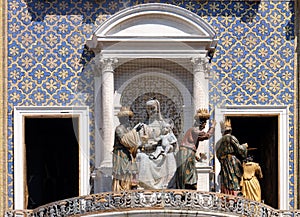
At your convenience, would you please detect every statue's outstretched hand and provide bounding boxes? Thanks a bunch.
[196,152,207,162]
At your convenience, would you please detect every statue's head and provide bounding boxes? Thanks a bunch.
[117,106,134,123]
[194,108,210,129]
[146,99,158,116]
[220,119,232,135]
[145,98,163,121]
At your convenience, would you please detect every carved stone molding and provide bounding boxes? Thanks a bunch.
[86,3,217,58]
[5,190,295,217]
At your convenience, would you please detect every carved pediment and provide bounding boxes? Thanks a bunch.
[96,13,211,38]
[87,3,218,58]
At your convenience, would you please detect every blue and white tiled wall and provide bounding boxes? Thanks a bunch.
[7,0,296,208]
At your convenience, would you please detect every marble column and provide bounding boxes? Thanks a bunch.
[191,57,212,192]
[94,56,118,192]
[100,57,118,169]
[191,57,210,113]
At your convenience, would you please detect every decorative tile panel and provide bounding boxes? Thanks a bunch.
[6,0,296,209]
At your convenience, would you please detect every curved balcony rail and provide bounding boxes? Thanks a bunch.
[4,190,300,217]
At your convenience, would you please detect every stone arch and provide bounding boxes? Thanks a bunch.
[117,72,188,138]
[87,3,217,57]
[120,74,183,108]
[92,3,216,38]
[131,93,181,139]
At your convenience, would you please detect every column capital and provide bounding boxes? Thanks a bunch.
[92,56,119,76]
[99,57,118,73]
[191,57,210,74]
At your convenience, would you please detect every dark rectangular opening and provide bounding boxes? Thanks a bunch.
[25,117,79,209]
[227,116,278,209]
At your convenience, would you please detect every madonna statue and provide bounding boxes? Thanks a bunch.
[135,98,178,189]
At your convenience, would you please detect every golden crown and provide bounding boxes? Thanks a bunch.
[116,106,134,117]
[220,119,232,131]
[194,108,210,120]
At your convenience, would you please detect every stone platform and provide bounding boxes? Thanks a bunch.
[4,190,299,217]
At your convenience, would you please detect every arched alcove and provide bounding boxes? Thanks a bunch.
[88,3,218,193]
[117,72,185,139]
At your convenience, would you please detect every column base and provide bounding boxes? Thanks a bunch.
[196,164,213,192]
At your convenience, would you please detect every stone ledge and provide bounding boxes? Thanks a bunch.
[4,190,298,217]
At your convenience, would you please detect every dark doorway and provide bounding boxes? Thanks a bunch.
[25,117,79,209]
[227,116,278,209]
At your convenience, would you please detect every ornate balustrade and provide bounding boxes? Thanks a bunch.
[4,190,300,217]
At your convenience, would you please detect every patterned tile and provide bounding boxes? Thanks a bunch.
[6,0,296,209]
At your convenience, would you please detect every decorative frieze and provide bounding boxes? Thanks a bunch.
[5,190,295,217]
